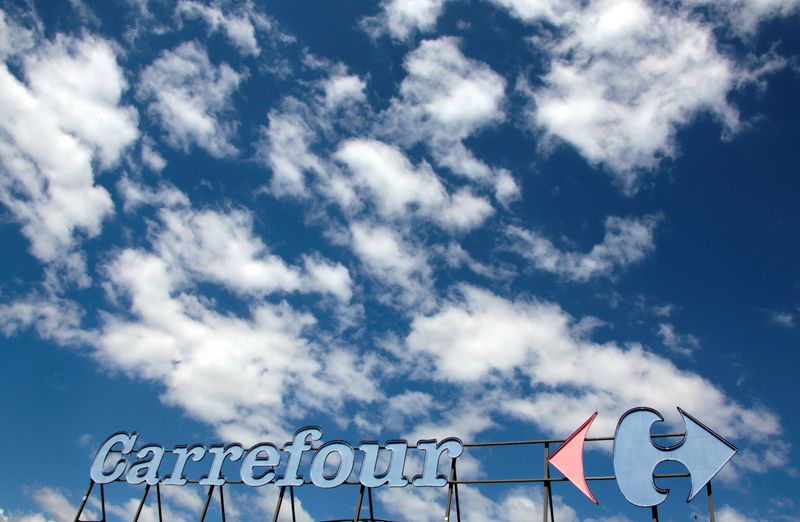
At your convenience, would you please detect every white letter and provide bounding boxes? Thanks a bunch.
[275,427,322,486]
[163,445,206,486]
[199,444,244,486]
[241,444,280,486]
[310,441,355,488]
[359,441,408,487]
[412,438,463,487]
[126,445,165,485]
[90,433,138,484]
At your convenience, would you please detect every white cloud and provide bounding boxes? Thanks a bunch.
[683,0,800,34]
[405,285,784,452]
[506,215,659,281]
[715,504,764,522]
[0,33,138,261]
[140,136,167,172]
[380,36,516,201]
[259,108,324,198]
[335,139,493,231]
[138,41,242,158]
[322,73,367,109]
[379,485,578,522]
[657,322,700,356]
[0,9,35,60]
[768,310,795,329]
[385,37,505,151]
[0,294,90,346]
[514,0,741,192]
[176,1,273,57]
[152,205,352,301]
[252,487,314,522]
[117,175,189,212]
[349,221,433,309]
[97,246,378,443]
[363,0,449,40]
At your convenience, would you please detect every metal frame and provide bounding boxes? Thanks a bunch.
[73,431,721,521]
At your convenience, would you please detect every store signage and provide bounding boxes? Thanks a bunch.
[89,407,737,509]
[90,427,462,489]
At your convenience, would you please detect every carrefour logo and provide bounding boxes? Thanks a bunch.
[87,406,737,510]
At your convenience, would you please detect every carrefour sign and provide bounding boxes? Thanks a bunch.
[89,406,737,508]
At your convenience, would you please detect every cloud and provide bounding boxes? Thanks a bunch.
[683,0,800,34]
[382,36,516,201]
[334,139,494,231]
[259,107,325,198]
[379,485,578,522]
[715,504,764,522]
[0,9,35,60]
[97,245,378,443]
[150,205,353,301]
[117,175,189,212]
[322,73,367,109]
[176,0,275,57]
[0,32,138,261]
[362,0,450,40]
[506,215,659,281]
[522,0,740,192]
[767,310,795,329]
[349,221,433,309]
[0,294,90,347]
[657,322,700,356]
[405,285,784,455]
[137,41,242,158]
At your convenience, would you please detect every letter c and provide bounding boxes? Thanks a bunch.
[90,432,138,484]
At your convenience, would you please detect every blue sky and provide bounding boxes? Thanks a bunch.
[0,0,798,520]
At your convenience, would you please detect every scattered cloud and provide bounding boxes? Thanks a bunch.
[657,322,700,356]
[97,245,378,443]
[380,485,578,522]
[349,221,433,309]
[176,1,271,57]
[0,32,137,261]
[137,41,242,158]
[150,204,353,300]
[506,215,659,281]
[258,107,324,198]
[335,139,494,231]
[768,310,795,329]
[715,504,764,522]
[523,0,739,192]
[362,0,450,40]
[405,285,784,451]
[382,36,516,200]
[0,294,90,347]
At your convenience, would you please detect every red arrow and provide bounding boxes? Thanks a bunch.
[548,412,599,505]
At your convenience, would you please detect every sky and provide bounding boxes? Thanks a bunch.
[0,0,798,520]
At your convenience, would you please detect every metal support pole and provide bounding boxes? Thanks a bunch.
[444,459,456,521]
[133,484,151,522]
[219,485,226,522]
[367,488,376,522]
[272,486,286,522]
[651,505,659,522]
[200,486,215,522]
[290,486,297,522]
[453,461,461,522]
[354,484,366,522]
[707,481,716,522]
[73,481,94,522]
[543,443,551,522]
[155,483,162,522]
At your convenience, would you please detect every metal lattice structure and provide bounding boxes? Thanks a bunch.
[73,431,720,522]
